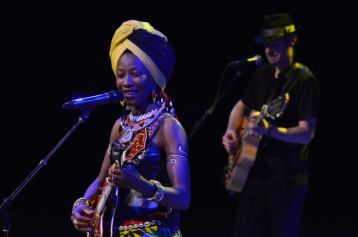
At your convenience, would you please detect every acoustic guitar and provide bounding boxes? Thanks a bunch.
[224,93,289,193]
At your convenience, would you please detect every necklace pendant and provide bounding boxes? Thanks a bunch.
[120,130,133,144]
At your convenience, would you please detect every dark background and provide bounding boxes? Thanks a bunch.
[0,1,356,237]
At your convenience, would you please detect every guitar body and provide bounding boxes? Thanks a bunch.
[87,179,112,237]
[225,117,261,193]
[87,142,124,237]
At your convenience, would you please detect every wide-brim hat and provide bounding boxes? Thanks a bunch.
[255,13,299,44]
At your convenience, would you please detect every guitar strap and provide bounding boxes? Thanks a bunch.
[147,112,171,139]
[279,62,309,97]
[146,112,172,176]
[264,62,309,105]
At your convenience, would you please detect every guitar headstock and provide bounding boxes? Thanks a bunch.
[264,93,290,120]
[110,141,124,167]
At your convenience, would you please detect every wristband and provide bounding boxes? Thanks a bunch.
[146,180,165,202]
[72,197,89,210]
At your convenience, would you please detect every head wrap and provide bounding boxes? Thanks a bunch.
[109,20,175,90]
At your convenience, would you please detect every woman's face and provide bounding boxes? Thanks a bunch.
[116,51,156,112]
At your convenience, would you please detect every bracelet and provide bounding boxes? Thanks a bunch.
[146,180,165,202]
[72,197,89,210]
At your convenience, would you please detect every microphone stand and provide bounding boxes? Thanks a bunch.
[189,63,244,139]
[0,109,92,237]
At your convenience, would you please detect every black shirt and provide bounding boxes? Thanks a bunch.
[241,62,320,174]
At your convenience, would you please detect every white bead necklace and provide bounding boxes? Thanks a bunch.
[128,108,159,122]
[119,103,165,144]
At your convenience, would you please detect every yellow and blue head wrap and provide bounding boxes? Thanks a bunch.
[109,20,175,90]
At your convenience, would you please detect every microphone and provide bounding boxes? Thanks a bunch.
[230,54,263,66]
[62,90,123,110]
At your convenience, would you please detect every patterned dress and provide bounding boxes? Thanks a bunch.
[100,110,182,237]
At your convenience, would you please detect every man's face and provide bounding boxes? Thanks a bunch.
[263,38,291,65]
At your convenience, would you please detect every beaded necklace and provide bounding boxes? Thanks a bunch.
[119,103,165,144]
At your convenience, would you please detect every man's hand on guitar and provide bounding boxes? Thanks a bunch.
[71,202,95,233]
[222,129,239,155]
[246,112,271,137]
[252,124,271,136]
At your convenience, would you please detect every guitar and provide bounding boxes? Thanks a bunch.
[87,142,123,237]
[224,93,289,193]
[87,177,113,237]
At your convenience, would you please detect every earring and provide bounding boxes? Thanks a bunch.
[152,91,157,103]
[120,99,126,107]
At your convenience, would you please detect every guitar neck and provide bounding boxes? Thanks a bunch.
[95,179,113,214]
[94,160,121,214]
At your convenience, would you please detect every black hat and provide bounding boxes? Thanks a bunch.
[255,13,298,44]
